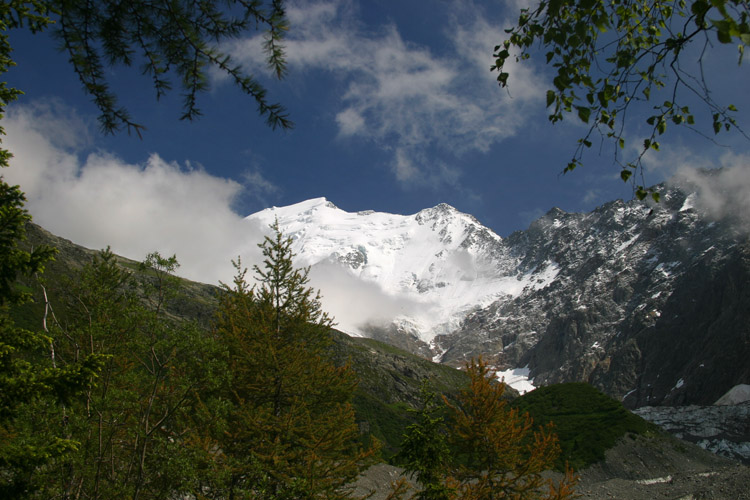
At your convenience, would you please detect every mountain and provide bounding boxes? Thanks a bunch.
[247,175,750,409]
[20,218,750,489]
[247,198,558,362]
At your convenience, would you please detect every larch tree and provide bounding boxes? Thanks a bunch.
[396,358,578,500]
[446,358,578,500]
[396,381,455,500]
[3,0,293,135]
[201,221,376,499]
[0,1,292,493]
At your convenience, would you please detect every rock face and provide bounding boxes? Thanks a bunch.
[634,402,750,464]
[442,187,750,408]
[247,174,750,408]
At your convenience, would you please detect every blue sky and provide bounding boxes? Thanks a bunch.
[3,0,749,284]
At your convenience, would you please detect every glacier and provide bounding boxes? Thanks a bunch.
[246,197,556,345]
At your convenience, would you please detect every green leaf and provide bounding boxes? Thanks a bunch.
[546,90,556,108]
[717,28,732,43]
[620,169,632,182]
[577,106,592,123]
[691,0,709,18]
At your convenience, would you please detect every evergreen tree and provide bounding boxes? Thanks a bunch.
[48,0,292,134]
[0,181,102,497]
[396,381,454,500]
[395,358,578,500]
[26,249,214,499]
[1,1,291,136]
[446,358,577,500]
[203,221,375,499]
[0,2,292,495]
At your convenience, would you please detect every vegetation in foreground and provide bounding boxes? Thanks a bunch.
[2,201,583,499]
[393,360,579,500]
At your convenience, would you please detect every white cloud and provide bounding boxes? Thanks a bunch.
[335,108,366,135]
[582,188,603,204]
[673,154,750,231]
[241,166,281,209]
[224,0,546,189]
[2,101,270,285]
[0,100,455,333]
[308,260,431,336]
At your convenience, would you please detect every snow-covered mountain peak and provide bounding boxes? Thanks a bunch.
[240,170,750,408]
[245,199,534,342]
[255,196,339,222]
[415,202,459,223]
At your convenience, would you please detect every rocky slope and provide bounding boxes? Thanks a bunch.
[441,185,750,409]
[248,175,750,409]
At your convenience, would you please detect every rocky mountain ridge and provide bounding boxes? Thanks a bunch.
[442,185,750,409]
[247,175,750,410]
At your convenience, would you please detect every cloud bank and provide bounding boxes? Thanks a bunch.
[3,101,266,285]
[673,154,750,232]
[2,101,439,333]
[307,260,436,336]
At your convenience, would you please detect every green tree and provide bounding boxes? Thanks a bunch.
[396,359,578,500]
[201,222,375,499]
[493,0,749,200]
[26,249,214,500]
[0,182,102,497]
[50,0,292,134]
[0,1,292,495]
[396,381,454,500]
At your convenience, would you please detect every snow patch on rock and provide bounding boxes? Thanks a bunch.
[495,366,536,395]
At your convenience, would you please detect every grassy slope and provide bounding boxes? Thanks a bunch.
[512,382,658,470]
[330,332,469,458]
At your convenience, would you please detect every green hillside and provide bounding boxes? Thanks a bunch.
[513,382,657,470]
[15,223,468,460]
